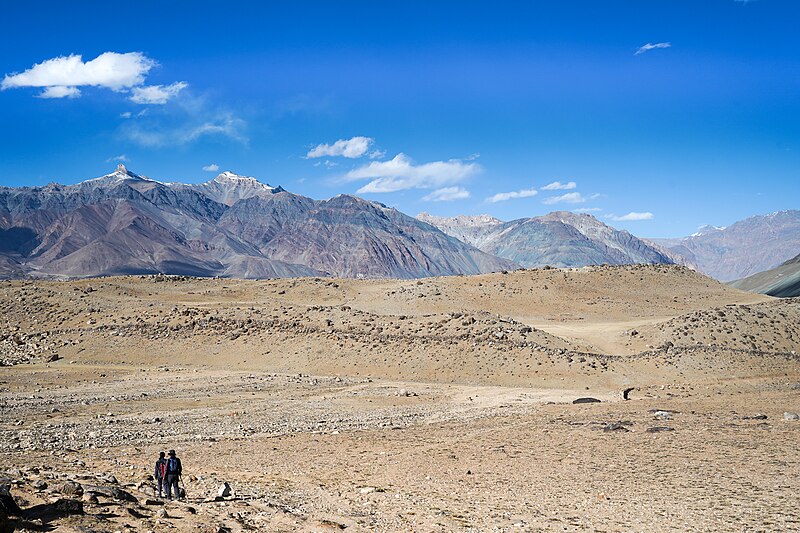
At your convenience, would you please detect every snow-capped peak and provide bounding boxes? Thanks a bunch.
[212,171,280,190]
[690,225,726,238]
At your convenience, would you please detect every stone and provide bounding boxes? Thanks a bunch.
[57,481,83,496]
[784,412,800,421]
[33,479,48,491]
[156,507,169,518]
[217,482,232,498]
[53,497,84,514]
[573,397,601,404]
[647,426,675,433]
[603,422,630,432]
[622,387,635,400]
[0,483,23,517]
[652,410,673,420]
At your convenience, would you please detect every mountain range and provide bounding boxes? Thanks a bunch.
[1,165,796,283]
[417,211,673,268]
[0,165,513,279]
[651,210,800,281]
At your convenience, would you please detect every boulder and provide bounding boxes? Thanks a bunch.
[0,483,23,517]
[573,397,601,404]
[57,481,83,496]
[217,482,232,498]
[53,498,84,514]
[784,412,800,421]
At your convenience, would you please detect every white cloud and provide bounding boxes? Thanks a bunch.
[345,153,479,193]
[307,136,374,158]
[542,192,587,204]
[486,188,538,203]
[607,212,654,221]
[368,149,386,160]
[541,181,577,191]
[38,86,81,99]
[573,207,602,213]
[106,154,128,163]
[130,81,188,104]
[2,52,156,97]
[120,111,132,119]
[202,164,219,172]
[422,187,471,202]
[635,42,672,55]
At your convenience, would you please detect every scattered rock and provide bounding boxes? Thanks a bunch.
[784,412,799,421]
[652,410,673,420]
[603,422,630,432]
[647,426,675,433]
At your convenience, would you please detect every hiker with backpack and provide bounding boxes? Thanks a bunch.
[164,449,183,500]
[154,451,167,498]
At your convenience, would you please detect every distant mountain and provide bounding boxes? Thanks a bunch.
[729,252,800,297]
[0,165,512,279]
[652,210,800,281]
[184,171,285,206]
[418,211,673,268]
[417,213,502,245]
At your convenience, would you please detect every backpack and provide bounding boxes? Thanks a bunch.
[158,460,167,479]
[167,457,180,474]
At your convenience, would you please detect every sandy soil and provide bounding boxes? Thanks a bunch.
[1,265,799,531]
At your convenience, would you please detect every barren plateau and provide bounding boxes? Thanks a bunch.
[1,265,799,532]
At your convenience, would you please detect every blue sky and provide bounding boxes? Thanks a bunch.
[1,0,798,237]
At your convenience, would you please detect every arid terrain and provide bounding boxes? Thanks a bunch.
[2,265,800,531]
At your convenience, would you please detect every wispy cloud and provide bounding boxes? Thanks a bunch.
[486,187,538,203]
[307,136,374,158]
[202,164,219,172]
[573,207,602,213]
[121,108,247,147]
[106,154,128,163]
[130,82,188,104]
[542,192,587,204]
[2,52,157,98]
[345,153,479,194]
[422,187,471,202]
[541,181,577,191]
[607,212,654,221]
[635,42,672,55]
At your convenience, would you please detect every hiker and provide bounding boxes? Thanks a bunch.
[164,449,183,500]
[154,451,167,498]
